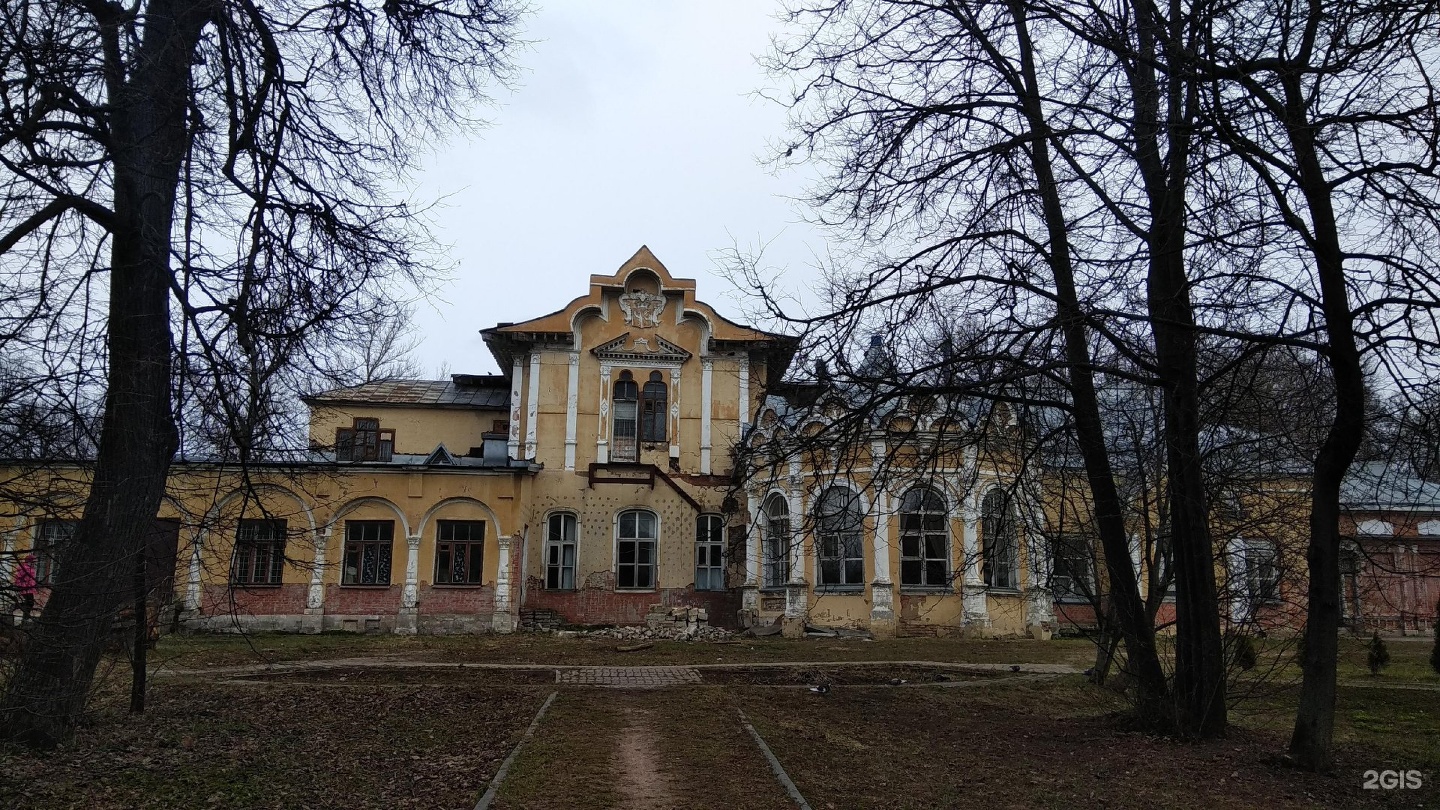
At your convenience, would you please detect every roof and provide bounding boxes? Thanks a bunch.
[1341,461,1440,512]
[304,376,509,410]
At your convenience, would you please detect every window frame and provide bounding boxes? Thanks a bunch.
[1049,533,1096,603]
[341,520,394,586]
[640,370,667,444]
[762,494,790,590]
[336,416,395,462]
[616,509,658,590]
[433,519,486,586]
[33,519,77,585]
[611,371,640,462]
[231,519,287,587]
[815,486,866,590]
[544,512,578,590]
[695,513,725,591]
[1244,538,1282,606]
[899,487,950,590]
[980,489,1019,590]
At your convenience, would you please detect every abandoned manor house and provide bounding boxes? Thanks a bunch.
[3,247,1438,638]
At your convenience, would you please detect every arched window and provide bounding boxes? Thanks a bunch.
[641,370,667,443]
[981,489,1018,589]
[617,509,658,589]
[612,371,639,462]
[815,486,865,587]
[899,487,949,588]
[763,494,790,588]
[545,512,577,590]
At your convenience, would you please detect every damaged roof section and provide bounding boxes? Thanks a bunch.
[304,375,510,410]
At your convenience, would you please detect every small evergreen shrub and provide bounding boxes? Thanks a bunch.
[1368,631,1391,676]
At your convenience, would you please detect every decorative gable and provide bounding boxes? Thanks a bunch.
[591,332,693,365]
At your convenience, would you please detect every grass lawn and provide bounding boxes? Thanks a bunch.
[1,632,1435,808]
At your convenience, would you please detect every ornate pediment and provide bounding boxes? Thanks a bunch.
[591,332,693,364]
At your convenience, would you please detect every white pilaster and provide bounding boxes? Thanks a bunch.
[961,498,989,626]
[564,352,580,470]
[668,367,682,460]
[397,534,421,635]
[493,534,515,632]
[699,358,713,474]
[184,528,204,614]
[508,357,523,459]
[596,366,611,463]
[738,356,750,434]
[525,352,541,460]
[1227,535,1249,623]
[870,487,895,628]
[787,462,805,583]
[306,528,330,611]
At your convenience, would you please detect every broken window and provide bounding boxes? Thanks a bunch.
[899,487,949,588]
[33,519,76,585]
[641,370,667,443]
[336,417,394,462]
[612,372,639,462]
[816,486,865,587]
[981,489,1019,589]
[616,509,657,589]
[545,512,577,590]
[1244,538,1281,605]
[763,494,790,588]
[434,520,485,585]
[695,514,725,590]
[231,519,286,586]
[342,520,393,585]
[1050,534,1095,602]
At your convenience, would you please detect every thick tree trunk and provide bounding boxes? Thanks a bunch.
[0,2,208,748]
[1283,73,1365,772]
[130,546,147,715]
[1128,1,1227,739]
[1008,0,1172,724]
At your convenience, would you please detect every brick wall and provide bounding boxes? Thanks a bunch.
[201,584,307,616]
[418,585,496,615]
[325,585,401,615]
[523,584,739,627]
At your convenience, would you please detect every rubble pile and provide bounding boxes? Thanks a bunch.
[565,604,736,642]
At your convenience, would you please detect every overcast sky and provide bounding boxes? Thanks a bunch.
[406,0,827,375]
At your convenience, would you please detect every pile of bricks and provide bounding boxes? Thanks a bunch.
[571,604,735,641]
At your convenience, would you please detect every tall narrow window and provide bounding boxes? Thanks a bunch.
[545,513,578,589]
[816,486,865,587]
[617,509,657,589]
[899,487,949,588]
[612,371,639,462]
[1050,534,1095,602]
[342,520,393,585]
[981,490,1018,589]
[695,514,725,591]
[232,519,286,586]
[641,371,667,443]
[763,494,790,588]
[34,519,77,585]
[1245,539,1281,605]
[435,520,486,585]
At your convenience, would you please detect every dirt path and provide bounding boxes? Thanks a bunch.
[613,705,682,810]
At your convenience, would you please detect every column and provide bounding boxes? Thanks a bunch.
[492,534,515,632]
[699,358,713,474]
[784,462,808,631]
[524,352,541,460]
[596,366,611,463]
[184,527,204,616]
[564,352,580,470]
[303,527,330,633]
[961,497,989,627]
[397,533,421,635]
[738,356,750,435]
[870,486,896,632]
[1023,518,1054,636]
[740,493,760,624]
[508,357,523,459]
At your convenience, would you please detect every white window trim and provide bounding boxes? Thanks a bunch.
[613,507,660,591]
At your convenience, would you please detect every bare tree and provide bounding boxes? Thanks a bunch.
[0,0,522,747]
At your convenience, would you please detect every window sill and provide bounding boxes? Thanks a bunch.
[616,589,657,593]
[339,583,393,588]
[899,587,954,596]
[759,587,788,594]
[229,583,283,589]
[1054,596,1094,605]
[430,583,487,589]
[815,585,865,594]
[985,587,1022,595]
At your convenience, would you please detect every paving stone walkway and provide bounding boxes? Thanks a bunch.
[554,666,703,688]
